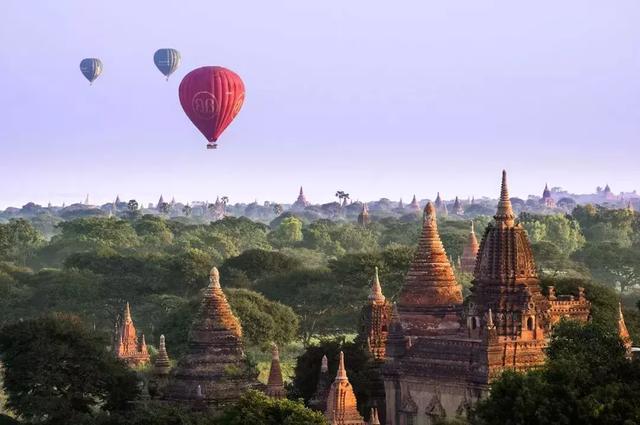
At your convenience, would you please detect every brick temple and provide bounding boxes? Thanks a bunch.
[114,302,150,367]
[163,267,260,407]
[367,171,593,424]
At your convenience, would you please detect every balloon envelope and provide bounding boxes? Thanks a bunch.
[178,66,245,148]
[153,48,181,79]
[79,58,103,83]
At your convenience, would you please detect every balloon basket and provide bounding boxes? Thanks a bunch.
[206,143,218,150]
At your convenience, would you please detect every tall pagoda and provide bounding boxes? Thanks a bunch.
[383,171,591,424]
[434,192,448,215]
[407,195,420,212]
[452,196,463,215]
[541,183,556,208]
[309,354,332,412]
[359,267,392,360]
[114,303,150,367]
[265,344,286,399]
[149,335,172,398]
[397,202,463,336]
[460,221,479,273]
[358,203,371,227]
[325,352,366,425]
[163,267,259,407]
[291,186,310,210]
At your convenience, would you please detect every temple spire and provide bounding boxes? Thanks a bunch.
[336,351,347,381]
[398,202,462,310]
[265,343,286,399]
[154,334,171,375]
[618,302,632,356]
[325,352,365,424]
[124,302,132,323]
[368,267,385,303]
[209,267,221,289]
[494,170,515,227]
[321,354,329,372]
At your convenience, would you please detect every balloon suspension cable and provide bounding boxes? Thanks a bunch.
[206,143,218,150]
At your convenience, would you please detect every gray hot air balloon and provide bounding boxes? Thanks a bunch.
[79,58,103,85]
[153,48,181,80]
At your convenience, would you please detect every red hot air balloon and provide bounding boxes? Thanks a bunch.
[178,66,245,149]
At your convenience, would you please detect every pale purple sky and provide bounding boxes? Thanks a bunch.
[1,0,639,208]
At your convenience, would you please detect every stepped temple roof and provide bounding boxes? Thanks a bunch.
[398,202,463,336]
[163,267,259,406]
[154,335,171,376]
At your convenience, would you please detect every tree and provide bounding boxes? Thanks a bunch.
[0,219,44,265]
[214,390,327,425]
[520,213,586,255]
[268,217,304,248]
[86,402,210,425]
[257,269,362,343]
[127,199,139,213]
[0,314,139,424]
[573,242,640,293]
[471,321,640,425]
[182,204,192,217]
[220,249,302,284]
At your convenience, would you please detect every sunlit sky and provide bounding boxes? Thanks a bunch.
[1,1,639,208]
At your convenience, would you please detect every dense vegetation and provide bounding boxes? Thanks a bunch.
[1,204,640,422]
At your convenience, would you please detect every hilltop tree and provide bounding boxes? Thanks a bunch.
[268,216,304,248]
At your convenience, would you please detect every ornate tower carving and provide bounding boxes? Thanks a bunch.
[325,352,366,425]
[114,302,150,367]
[469,170,550,379]
[359,268,391,360]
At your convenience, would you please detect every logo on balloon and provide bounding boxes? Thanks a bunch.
[192,91,218,120]
[231,94,245,118]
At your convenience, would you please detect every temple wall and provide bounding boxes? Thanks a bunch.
[384,377,485,425]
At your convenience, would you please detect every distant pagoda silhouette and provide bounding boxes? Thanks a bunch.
[292,186,310,210]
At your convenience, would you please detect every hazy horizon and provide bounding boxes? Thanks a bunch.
[1,0,639,208]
